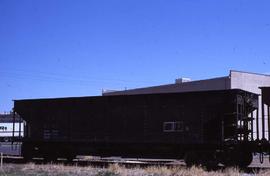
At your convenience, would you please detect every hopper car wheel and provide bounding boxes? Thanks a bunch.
[200,153,218,169]
[184,151,218,169]
[236,151,253,168]
[184,151,200,167]
[66,155,76,162]
[43,155,57,163]
[23,154,33,162]
[221,150,252,168]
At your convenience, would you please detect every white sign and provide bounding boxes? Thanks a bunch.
[0,123,24,137]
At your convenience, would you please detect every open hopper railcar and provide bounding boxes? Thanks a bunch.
[12,88,270,167]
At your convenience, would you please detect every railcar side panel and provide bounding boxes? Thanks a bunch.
[14,89,258,160]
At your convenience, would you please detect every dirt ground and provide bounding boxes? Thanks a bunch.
[0,163,270,176]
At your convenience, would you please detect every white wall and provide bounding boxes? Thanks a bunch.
[230,70,270,93]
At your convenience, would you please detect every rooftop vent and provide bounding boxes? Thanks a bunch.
[102,89,119,95]
[175,78,191,84]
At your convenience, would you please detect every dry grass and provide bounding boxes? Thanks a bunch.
[0,163,269,176]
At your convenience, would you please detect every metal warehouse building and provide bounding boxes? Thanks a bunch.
[103,70,270,96]
[103,70,270,139]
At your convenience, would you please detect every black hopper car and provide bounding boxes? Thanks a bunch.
[12,88,270,167]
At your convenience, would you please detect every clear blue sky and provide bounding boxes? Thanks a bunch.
[1,0,270,112]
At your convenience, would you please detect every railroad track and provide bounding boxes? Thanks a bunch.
[2,156,270,174]
[2,156,184,167]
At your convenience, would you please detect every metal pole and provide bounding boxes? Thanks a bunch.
[19,115,22,139]
[0,152,3,168]
[12,110,15,144]
[256,109,259,140]
[268,106,270,141]
[251,111,254,141]
[262,99,265,140]
[244,103,248,141]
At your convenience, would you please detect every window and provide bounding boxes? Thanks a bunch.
[163,122,174,132]
[163,121,183,132]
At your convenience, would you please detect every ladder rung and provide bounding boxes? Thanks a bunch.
[240,118,255,121]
